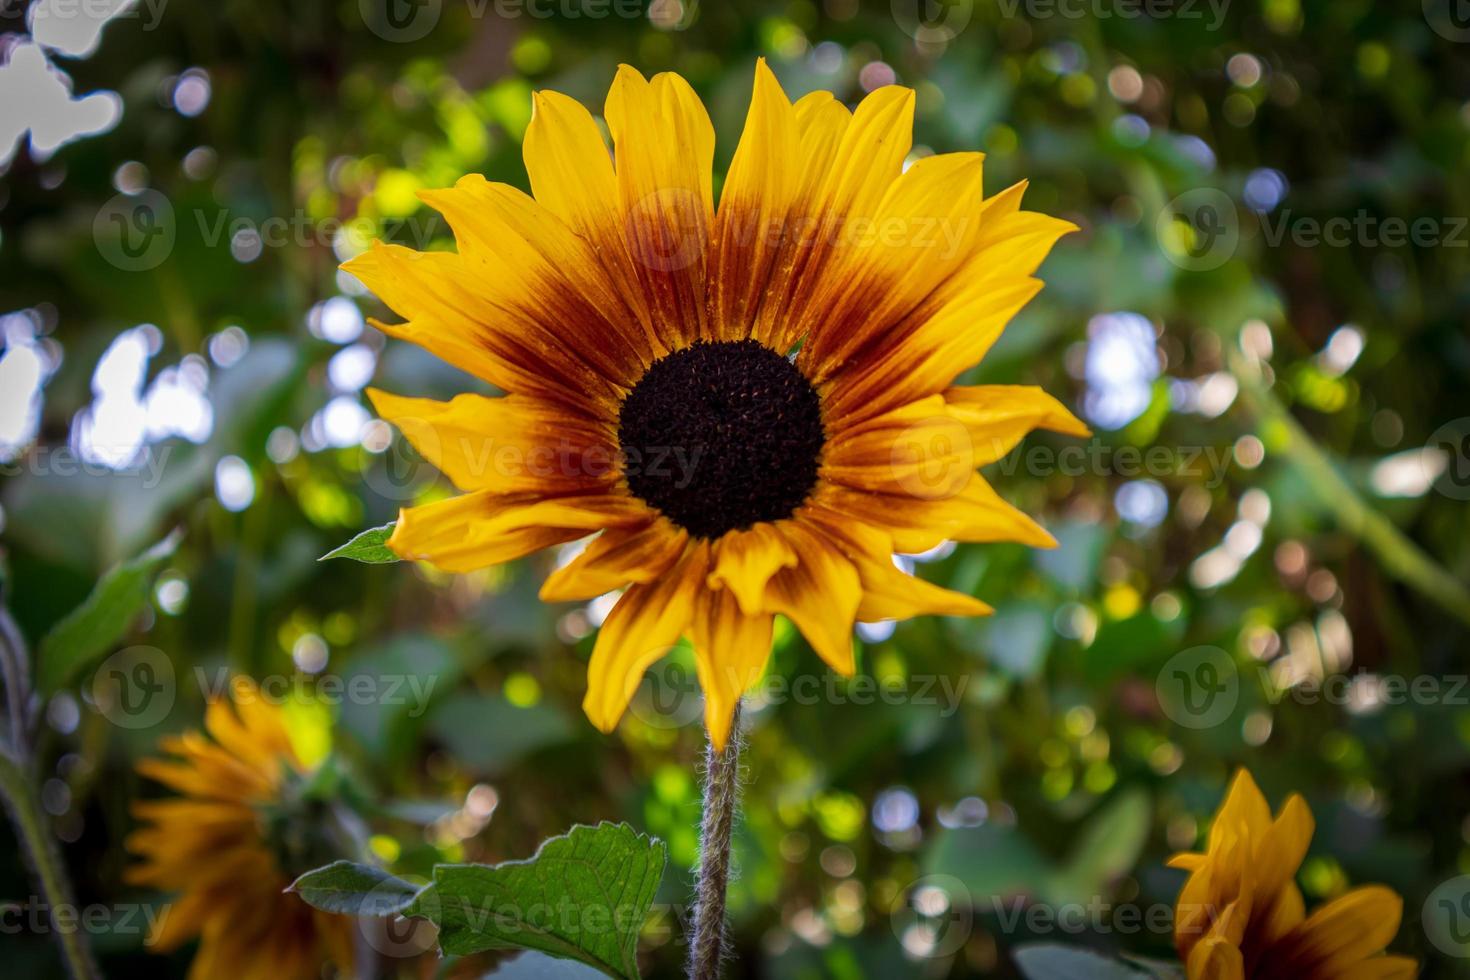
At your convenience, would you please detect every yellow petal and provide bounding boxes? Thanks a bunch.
[944,385,1090,466]
[791,91,852,187]
[1175,829,1255,961]
[706,522,798,616]
[1254,793,1314,898]
[144,885,218,951]
[524,88,662,358]
[1283,885,1404,975]
[418,175,653,381]
[1210,769,1274,851]
[710,59,799,343]
[540,521,688,602]
[759,85,913,356]
[690,586,774,751]
[802,508,989,621]
[606,65,714,348]
[822,395,975,501]
[821,179,1075,424]
[524,89,619,244]
[764,522,861,675]
[751,90,851,351]
[342,245,618,419]
[812,84,914,229]
[389,490,647,573]
[1187,936,1246,980]
[203,696,278,776]
[367,388,617,495]
[917,475,1058,551]
[822,275,1044,424]
[801,152,987,382]
[1256,881,1307,948]
[582,544,707,734]
[1336,956,1420,980]
[811,481,1040,558]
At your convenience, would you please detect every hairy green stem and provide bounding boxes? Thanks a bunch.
[688,702,742,980]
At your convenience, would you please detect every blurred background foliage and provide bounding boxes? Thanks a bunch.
[2,0,1470,976]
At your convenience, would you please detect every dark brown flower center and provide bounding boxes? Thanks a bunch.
[618,339,825,538]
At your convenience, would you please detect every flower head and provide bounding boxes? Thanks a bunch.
[127,677,355,979]
[1169,769,1415,979]
[352,60,1086,748]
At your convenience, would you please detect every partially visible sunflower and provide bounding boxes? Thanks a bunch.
[1169,769,1416,979]
[352,60,1086,749]
[126,677,356,980]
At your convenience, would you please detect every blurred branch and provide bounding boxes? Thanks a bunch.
[0,752,99,980]
[1231,350,1470,628]
[0,607,32,756]
[0,602,97,978]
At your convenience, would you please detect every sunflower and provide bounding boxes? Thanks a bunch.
[1169,769,1416,979]
[351,60,1085,749]
[126,676,356,979]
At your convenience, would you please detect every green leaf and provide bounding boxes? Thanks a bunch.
[320,524,400,563]
[922,821,1053,899]
[426,692,573,775]
[1013,944,1152,980]
[287,861,422,916]
[1121,954,1187,979]
[407,822,665,979]
[37,529,182,694]
[1049,789,1152,905]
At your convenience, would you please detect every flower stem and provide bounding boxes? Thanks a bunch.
[688,701,742,980]
[0,607,97,980]
[0,752,99,980]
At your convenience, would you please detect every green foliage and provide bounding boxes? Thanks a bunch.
[3,0,1468,976]
[319,524,401,563]
[1013,945,1154,979]
[411,822,665,977]
[294,823,666,980]
[36,530,182,694]
[286,861,420,916]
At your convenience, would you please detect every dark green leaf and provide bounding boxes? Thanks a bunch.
[1013,944,1151,980]
[407,822,665,979]
[1121,954,1188,979]
[426,692,573,775]
[922,822,1052,899]
[320,524,400,563]
[37,529,182,694]
[287,861,422,916]
[1049,789,1153,905]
